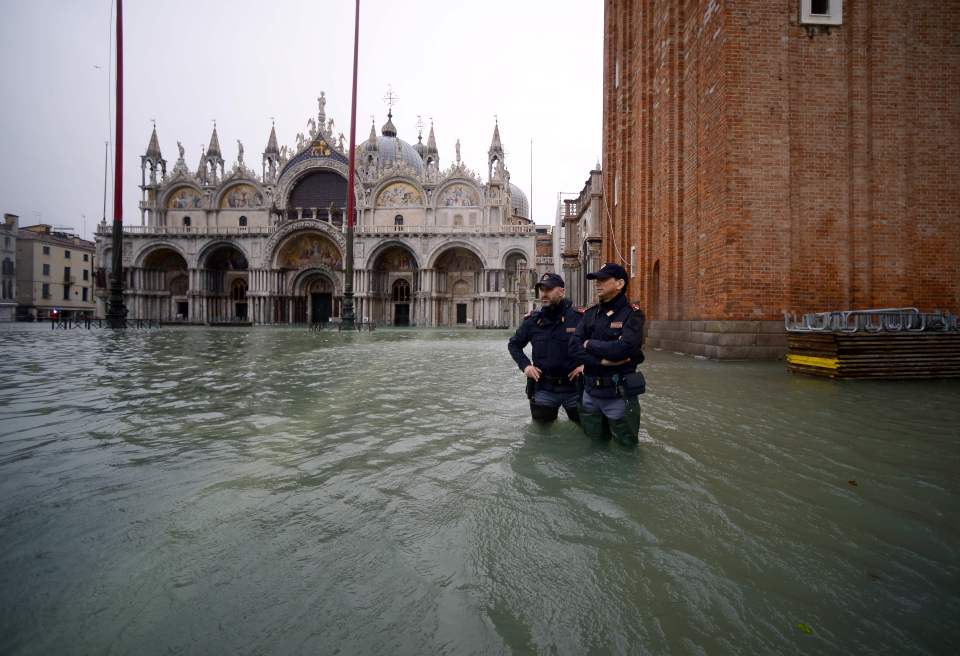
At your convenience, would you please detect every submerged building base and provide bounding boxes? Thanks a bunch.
[646,320,787,360]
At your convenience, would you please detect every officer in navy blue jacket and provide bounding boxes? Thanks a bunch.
[507,273,584,423]
[569,263,646,445]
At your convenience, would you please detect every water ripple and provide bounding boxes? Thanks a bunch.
[0,323,958,655]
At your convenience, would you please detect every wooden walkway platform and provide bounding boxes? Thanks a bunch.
[786,332,960,379]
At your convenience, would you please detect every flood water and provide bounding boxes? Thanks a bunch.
[1,323,958,655]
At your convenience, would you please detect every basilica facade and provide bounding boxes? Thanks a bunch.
[94,92,536,327]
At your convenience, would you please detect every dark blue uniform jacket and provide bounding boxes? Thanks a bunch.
[570,292,645,381]
[508,299,583,383]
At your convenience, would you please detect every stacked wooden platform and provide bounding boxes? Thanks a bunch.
[786,332,960,379]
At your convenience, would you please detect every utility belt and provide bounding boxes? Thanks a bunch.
[584,372,646,399]
[539,374,574,389]
[525,373,577,399]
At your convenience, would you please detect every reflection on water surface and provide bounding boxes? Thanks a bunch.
[1,324,958,654]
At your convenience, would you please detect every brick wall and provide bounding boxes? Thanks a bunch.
[604,0,960,322]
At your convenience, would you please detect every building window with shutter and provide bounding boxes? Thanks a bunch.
[800,0,842,25]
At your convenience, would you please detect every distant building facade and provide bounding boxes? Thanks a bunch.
[1,214,18,321]
[96,93,536,328]
[603,0,960,358]
[16,224,96,320]
[559,169,603,308]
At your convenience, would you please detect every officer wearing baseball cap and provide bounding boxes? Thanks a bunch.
[508,272,584,423]
[569,263,646,445]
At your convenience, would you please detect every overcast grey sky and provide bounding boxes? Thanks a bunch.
[0,0,602,238]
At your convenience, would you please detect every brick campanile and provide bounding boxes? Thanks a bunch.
[603,0,960,359]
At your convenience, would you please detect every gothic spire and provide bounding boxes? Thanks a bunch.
[207,123,222,158]
[426,121,438,155]
[488,118,503,156]
[265,122,279,155]
[365,118,379,152]
[145,124,162,159]
[196,146,207,182]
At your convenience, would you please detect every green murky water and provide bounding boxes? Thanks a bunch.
[1,324,958,655]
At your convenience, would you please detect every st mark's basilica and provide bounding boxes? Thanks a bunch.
[95,92,537,327]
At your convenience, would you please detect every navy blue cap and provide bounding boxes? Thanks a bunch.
[534,272,565,290]
[586,263,628,281]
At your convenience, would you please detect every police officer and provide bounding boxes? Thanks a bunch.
[507,273,584,423]
[570,263,646,445]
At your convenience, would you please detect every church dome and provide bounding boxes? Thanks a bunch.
[357,112,425,174]
[509,183,530,220]
[370,136,424,173]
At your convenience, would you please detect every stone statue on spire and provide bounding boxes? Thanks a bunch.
[455,139,461,164]
[237,140,244,165]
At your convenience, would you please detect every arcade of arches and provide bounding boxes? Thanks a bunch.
[124,236,531,327]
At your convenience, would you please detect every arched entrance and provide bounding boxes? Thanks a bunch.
[201,244,249,323]
[369,243,418,326]
[139,247,188,322]
[292,271,336,324]
[503,251,530,327]
[434,246,483,327]
[275,231,343,323]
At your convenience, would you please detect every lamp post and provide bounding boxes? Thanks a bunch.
[106,0,127,328]
[340,0,361,330]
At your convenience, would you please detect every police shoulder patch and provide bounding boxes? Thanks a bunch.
[631,303,643,312]
[575,306,586,314]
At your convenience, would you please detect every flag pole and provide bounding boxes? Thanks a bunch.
[340,0,360,330]
[106,0,127,328]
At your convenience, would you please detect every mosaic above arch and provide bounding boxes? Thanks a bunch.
[220,184,263,209]
[376,182,423,207]
[373,246,417,272]
[167,187,202,209]
[277,233,343,270]
[438,184,479,207]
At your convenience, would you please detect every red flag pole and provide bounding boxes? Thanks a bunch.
[106,0,127,328]
[341,0,360,329]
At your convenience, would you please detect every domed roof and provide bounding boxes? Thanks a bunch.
[370,136,424,173]
[509,183,529,219]
[357,113,425,174]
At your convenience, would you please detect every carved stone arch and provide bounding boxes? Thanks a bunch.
[275,160,354,211]
[196,239,251,270]
[500,247,532,270]
[363,238,422,270]
[371,176,427,208]
[133,241,189,268]
[427,240,487,269]
[290,265,342,295]
[432,179,483,210]
[160,182,203,210]
[213,178,265,209]
[264,219,346,263]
